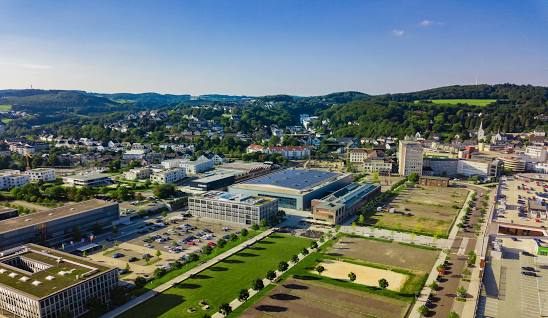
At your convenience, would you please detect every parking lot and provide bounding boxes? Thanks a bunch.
[88,214,244,280]
[496,175,548,228]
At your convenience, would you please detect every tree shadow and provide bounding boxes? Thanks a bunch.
[175,283,201,289]
[221,259,244,264]
[250,246,266,251]
[237,252,259,257]
[257,240,275,245]
[270,293,300,301]
[191,274,213,279]
[283,283,308,290]
[326,253,344,257]
[293,275,320,281]
[255,305,288,313]
[209,266,228,272]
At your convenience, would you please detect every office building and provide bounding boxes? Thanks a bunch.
[229,169,352,210]
[398,141,423,176]
[150,168,186,184]
[0,244,118,318]
[247,144,311,159]
[312,183,380,224]
[62,173,112,187]
[179,158,214,175]
[188,191,278,225]
[525,146,546,162]
[0,200,119,250]
[0,170,30,190]
[347,148,370,163]
[25,168,56,183]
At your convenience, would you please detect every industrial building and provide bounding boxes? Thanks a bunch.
[0,207,18,221]
[228,169,352,210]
[189,173,236,191]
[188,191,278,225]
[0,244,118,318]
[311,183,380,224]
[0,200,119,251]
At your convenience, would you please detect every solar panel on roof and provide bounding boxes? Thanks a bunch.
[242,169,340,190]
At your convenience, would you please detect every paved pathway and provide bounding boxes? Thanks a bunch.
[100,228,276,318]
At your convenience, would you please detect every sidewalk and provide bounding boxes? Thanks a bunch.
[100,228,276,318]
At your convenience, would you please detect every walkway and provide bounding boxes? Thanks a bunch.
[100,228,276,318]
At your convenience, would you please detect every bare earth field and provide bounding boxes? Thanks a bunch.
[240,278,409,318]
[327,236,439,272]
[317,259,407,291]
[367,186,469,236]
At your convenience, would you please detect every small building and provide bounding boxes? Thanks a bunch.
[528,199,547,220]
[25,168,56,183]
[312,183,381,224]
[62,173,112,187]
[189,173,236,191]
[122,149,148,161]
[179,158,214,175]
[188,191,278,225]
[419,176,450,187]
[0,244,119,318]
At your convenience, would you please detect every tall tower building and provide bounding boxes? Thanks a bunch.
[398,140,423,176]
[477,121,485,142]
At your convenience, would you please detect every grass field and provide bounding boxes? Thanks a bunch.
[120,233,311,318]
[234,236,416,318]
[0,104,12,111]
[365,185,469,237]
[327,235,439,272]
[429,99,496,106]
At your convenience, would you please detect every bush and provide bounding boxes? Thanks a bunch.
[241,228,248,236]
[134,276,147,288]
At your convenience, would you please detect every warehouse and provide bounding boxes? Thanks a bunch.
[0,200,119,251]
[0,244,118,318]
[228,169,352,210]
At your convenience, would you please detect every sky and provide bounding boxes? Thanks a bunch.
[0,0,547,96]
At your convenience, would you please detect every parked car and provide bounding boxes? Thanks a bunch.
[128,256,139,262]
[112,253,124,259]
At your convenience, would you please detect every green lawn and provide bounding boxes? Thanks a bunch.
[0,104,12,111]
[120,233,311,318]
[429,99,496,106]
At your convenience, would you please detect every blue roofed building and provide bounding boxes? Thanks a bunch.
[228,169,352,210]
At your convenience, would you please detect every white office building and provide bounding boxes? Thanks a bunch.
[525,146,547,162]
[0,170,30,190]
[24,168,56,182]
[123,167,152,181]
[151,168,186,184]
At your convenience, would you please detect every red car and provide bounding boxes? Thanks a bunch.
[208,242,217,247]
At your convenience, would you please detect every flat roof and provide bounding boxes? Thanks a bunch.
[0,200,117,234]
[0,244,112,299]
[197,191,273,206]
[193,173,236,183]
[239,169,341,191]
[63,173,111,181]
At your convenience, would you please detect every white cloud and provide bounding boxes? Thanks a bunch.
[392,29,405,37]
[420,19,433,27]
[20,63,52,70]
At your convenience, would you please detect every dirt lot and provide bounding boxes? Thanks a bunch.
[367,185,469,236]
[240,278,409,318]
[327,236,439,272]
[317,259,407,291]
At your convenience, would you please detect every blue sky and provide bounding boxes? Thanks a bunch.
[0,0,547,96]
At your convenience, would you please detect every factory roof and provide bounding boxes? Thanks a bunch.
[239,169,341,191]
